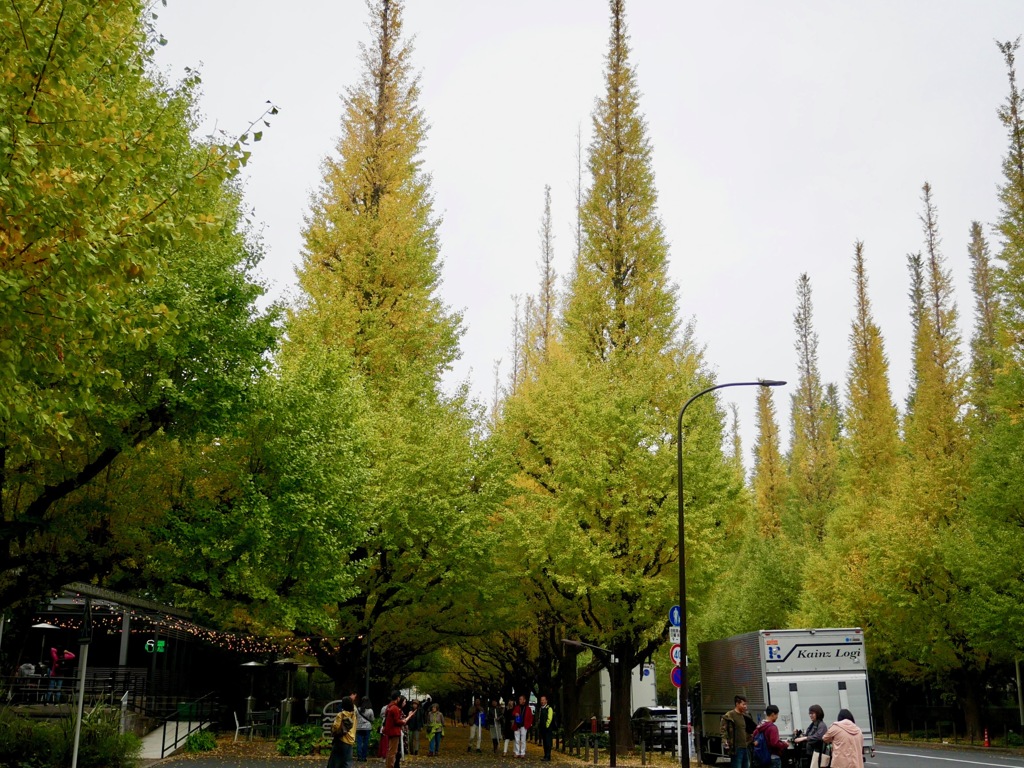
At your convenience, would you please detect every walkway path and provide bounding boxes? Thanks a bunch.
[152,736,608,767]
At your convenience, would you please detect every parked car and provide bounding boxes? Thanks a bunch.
[631,706,679,750]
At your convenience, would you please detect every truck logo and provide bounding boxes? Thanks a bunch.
[767,646,782,660]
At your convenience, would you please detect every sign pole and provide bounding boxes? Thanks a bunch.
[71,598,93,768]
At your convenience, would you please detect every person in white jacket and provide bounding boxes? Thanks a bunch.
[822,709,864,768]
[355,697,375,762]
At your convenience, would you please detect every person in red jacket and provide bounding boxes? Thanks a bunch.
[383,690,406,768]
[46,648,75,705]
[752,705,791,767]
[512,694,534,759]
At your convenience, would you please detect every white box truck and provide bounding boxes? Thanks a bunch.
[696,628,873,766]
[579,662,658,720]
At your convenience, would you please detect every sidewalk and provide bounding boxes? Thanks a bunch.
[139,720,214,761]
[150,733,686,767]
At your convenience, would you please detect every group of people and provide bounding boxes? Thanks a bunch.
[14,647,75,705]
[328,691,557,768]
[721,695,865,768]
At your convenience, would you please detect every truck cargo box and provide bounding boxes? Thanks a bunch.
[697,628,873,766]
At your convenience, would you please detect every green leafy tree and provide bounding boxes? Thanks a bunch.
[704,385,796,639]
[966,222,1000,427]
[952,40,1024,726]
[145,346,369,634]
[0,0,276,610]
[867,184,984,733]
[798,242,898,632]
[499,1,738,749]
[841,243,900,500]
[289,0,490,692]
[561,0,676,363]
[294,0,460,389]
[787,273,840,541]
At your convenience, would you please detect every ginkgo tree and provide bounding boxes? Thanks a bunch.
[0,0,277,610]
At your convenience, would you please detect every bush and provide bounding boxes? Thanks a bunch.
[0,707,140,768]
[276,724,323,756]
[370,716,383,751]
[1007,731,1023,747]
[185,729,218,752]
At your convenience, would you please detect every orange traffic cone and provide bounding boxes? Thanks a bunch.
[984,728,991,748]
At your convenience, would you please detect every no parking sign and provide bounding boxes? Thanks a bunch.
[670,666,684,688]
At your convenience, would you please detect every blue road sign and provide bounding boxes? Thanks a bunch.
[669,605,681,627]
[671,665,684,688]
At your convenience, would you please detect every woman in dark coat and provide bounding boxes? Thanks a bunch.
[501,700,516,755]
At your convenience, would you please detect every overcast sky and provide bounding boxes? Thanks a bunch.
[154,0,1022,467]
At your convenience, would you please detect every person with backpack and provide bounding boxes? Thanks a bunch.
[721,695,754,768]
[537,694,556,761]
[328,698,357,768]
[751,705,791,768]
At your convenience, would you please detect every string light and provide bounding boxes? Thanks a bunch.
[32,593,359,656]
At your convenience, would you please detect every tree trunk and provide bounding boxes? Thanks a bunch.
[561,649,581,741]
[954,668,984,742]
[611,643,635,752]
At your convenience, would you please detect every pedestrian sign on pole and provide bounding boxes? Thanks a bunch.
[670,644,683,666]
[668,605,681,627]
[669,626,680,644]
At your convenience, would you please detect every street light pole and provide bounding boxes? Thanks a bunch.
[676,379,785,767]
[563,639,618,767]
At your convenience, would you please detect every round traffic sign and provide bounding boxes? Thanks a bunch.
[671,665,684,689]
[670,643,683,666]
[668,605,681,627]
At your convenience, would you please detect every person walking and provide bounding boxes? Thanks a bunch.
[487,698,503,753]
[467,698,485,753]
[537,695,555,761]
[426,702,446,756]
[355,697,375,762]
[502,700,516,755]
[512,694,534,759]
[822,709,864,768]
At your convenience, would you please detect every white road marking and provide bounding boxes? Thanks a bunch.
[874,750,1024,767]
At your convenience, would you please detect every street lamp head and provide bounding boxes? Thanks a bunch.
[758,379,787,387]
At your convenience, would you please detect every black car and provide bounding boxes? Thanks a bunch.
[631,706,679,750]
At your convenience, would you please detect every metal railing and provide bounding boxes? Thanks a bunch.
[157,691,218,758]
[1,671,144,708]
